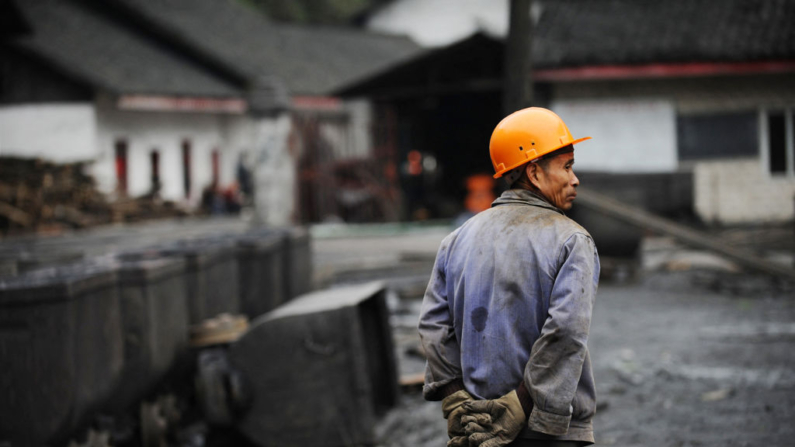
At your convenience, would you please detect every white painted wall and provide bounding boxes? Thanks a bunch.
[343,99,372,159]
[0,96,296,224]
[367,0,510,47]
[694,158,795,224]
[93,99,294,225]
[551,99,678,173]
[552,76,795,224]
[250,113,295,226]
[0,104,97,162]
[214,112,296,226]
[94,103,229,204]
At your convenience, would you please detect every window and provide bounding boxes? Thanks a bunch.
[677,112,758,161]
[150,150,160,193]
[114,139,128,195]
[211,149,220,186]
[762,109,795,177]
[182,139,192,198]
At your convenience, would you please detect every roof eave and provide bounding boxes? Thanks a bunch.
[535,60,795,82]
[333,31,499,97]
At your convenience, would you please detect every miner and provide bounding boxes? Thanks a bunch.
[419,107,599,447]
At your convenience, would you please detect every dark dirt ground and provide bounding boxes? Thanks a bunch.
[9,221,792,447]
[378,268,795,447]
[315,227,795,447]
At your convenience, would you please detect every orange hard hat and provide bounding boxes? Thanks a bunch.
[490,107,591,178]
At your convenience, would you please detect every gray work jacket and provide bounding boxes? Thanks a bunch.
[418,189,600,443]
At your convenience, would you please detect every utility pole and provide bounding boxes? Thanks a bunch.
[503,0,534,115]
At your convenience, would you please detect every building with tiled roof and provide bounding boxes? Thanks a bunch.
[104,0,420,96]
[0,0,422,224]
[343,0,795,226]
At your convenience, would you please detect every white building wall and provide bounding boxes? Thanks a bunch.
[0,104,97,162]
[694,158,795,224]
[250,113,295,226]
[217,112,296,226]
[553,75,795,223]
[93,98,294,225]
[345,99,373,159]
[0,98,295,223]
[551,98,678,173]
[94,102,228,205]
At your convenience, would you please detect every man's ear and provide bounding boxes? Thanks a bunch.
[526,162,542,190]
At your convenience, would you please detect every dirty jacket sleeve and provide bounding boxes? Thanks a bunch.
[418,237,464,401]
[525,232,599,436]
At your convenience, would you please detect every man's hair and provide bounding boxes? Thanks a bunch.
[509,145,573,189]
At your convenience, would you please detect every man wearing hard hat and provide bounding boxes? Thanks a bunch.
[419,107,600,447]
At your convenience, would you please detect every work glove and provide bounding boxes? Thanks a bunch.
[461,390,527,447]
[441,389,476,439]
[448,413,492,447]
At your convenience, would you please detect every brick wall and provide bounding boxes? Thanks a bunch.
[694,158,795,224]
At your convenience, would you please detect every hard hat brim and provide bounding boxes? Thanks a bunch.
[493,136,592,178]
[570,136,592,146]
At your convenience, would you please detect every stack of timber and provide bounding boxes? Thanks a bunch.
[0,157,188,236]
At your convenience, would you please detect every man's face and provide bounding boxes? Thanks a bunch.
[530,152,579,211]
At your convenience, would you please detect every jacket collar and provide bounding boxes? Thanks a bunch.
[491,188,564,215]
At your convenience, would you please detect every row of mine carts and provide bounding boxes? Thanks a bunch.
[0,221,398,447]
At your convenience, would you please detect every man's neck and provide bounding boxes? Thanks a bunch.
[512,180,554,208]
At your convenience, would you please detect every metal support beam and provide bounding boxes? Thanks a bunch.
[503,0,534,115]
[576,188,795,282]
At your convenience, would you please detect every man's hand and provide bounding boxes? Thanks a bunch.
[441,390,476,439]
[447,413,492,447]
[461,390,527,447]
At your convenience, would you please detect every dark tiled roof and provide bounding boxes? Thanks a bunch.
[534,0,795,68]
[7,0,241,98]
[267,23,423,95]
[335,33,501,96]
[337,0,795,96]
[109,0,422,95]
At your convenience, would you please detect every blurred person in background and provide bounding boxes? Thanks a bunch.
[236,153,253,206]
[419,107,600,447]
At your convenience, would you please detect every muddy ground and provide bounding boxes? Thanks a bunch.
[315,227,795,447]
